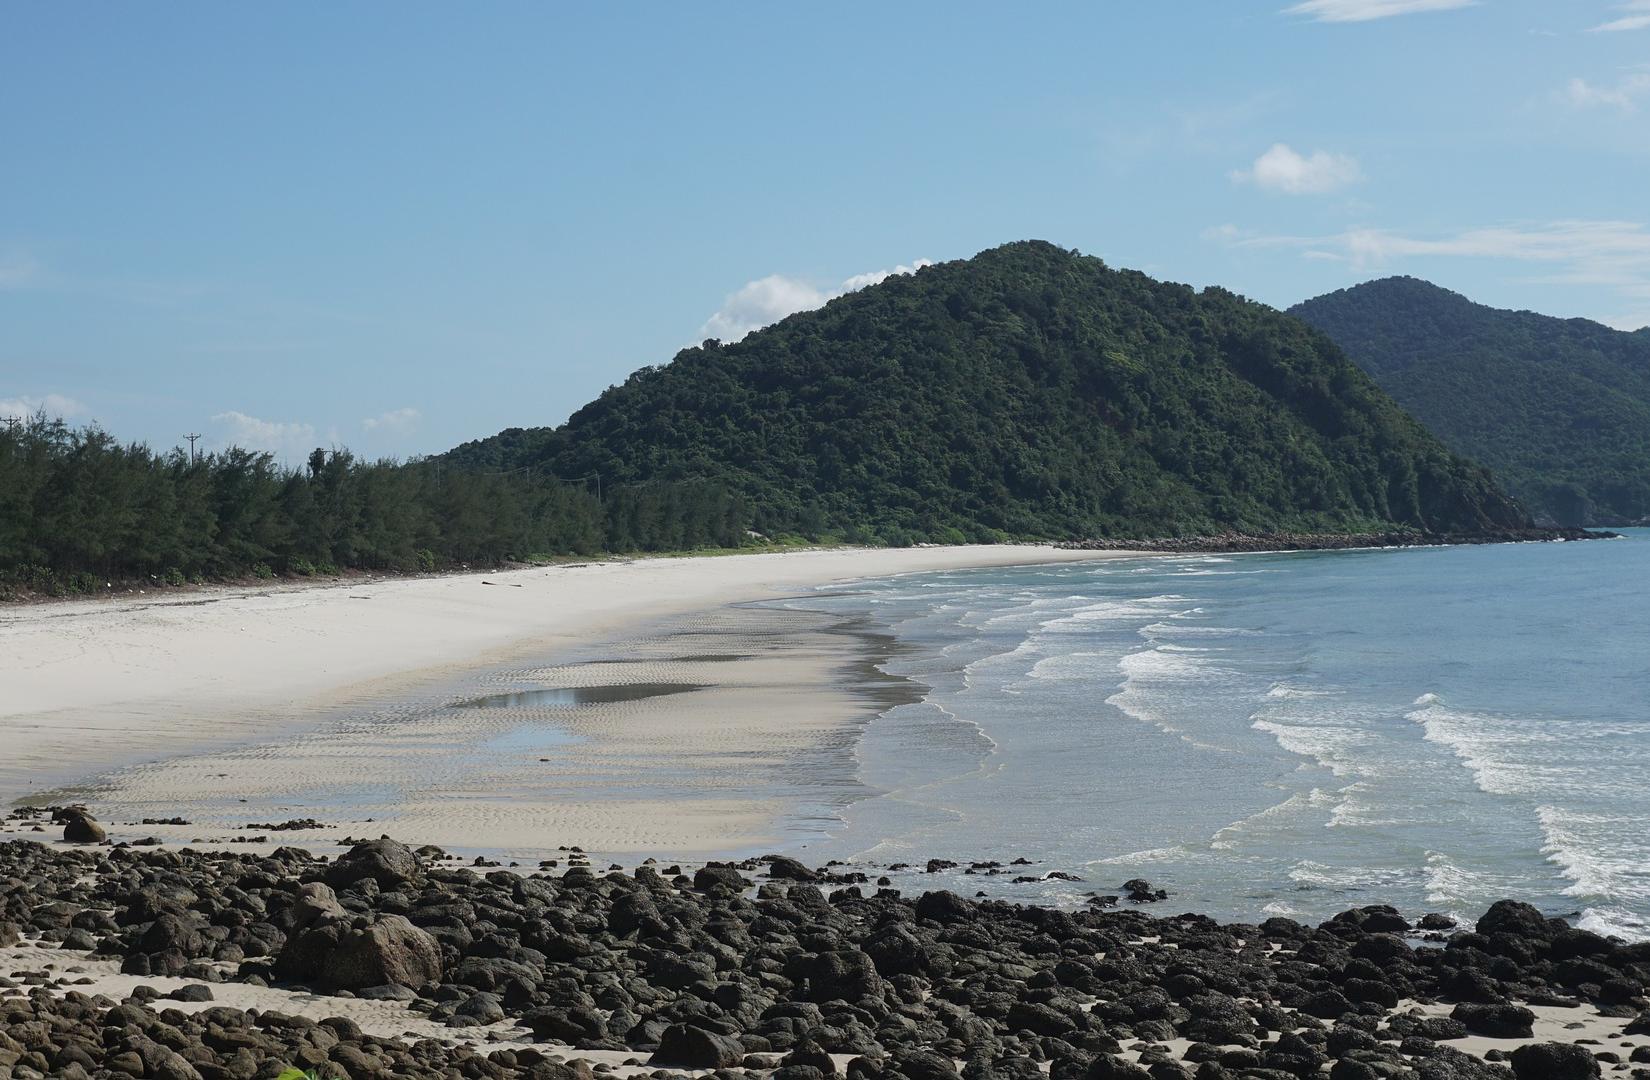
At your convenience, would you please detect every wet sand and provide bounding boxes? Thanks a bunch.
[0,546,1139,857]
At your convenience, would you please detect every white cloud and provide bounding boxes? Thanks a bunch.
[1284,0,1475,22]
[1209,218,1650,328]
[0,393,87,419]
[1591,1,1650,32]
[839,260,935,292]
[362,407,422,434]
[698,259,934,343]
[1232,144,1363,194]
[0,250,42,290]
[1563,72,1650,110]
[211,410,317,458]
[698,276,830,344]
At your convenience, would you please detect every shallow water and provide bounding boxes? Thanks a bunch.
[787,531,1650,937]
[459,683,704,709]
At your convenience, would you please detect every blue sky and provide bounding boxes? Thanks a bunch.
[3,1,1648,462]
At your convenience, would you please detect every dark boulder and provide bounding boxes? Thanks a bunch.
[1450,1002,1536,1038]
[324,839,422,890]
[915,890,973,922]
[651,1023,746,1068]
[1475,900,1554,940]
[767,856,819,882]
[1084,1055,1152,1080]
[62,810,106,844]
[1123,879,1167,903]
[889,1049,960,1080]
[276,915,442,991]
[804,950,883,1002]
[694,864,748,892]
[865,923,930,976]
[1508,1041,1600,1079]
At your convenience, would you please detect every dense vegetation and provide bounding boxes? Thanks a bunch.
[4,243,1538,598]
[1291,276,1650,525]
[452,241,1525,542]
[0,418,747,597]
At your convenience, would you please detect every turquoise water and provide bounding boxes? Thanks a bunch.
[790,531,1650,937]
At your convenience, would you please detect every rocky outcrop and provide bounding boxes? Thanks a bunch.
[0,833,1638,1080]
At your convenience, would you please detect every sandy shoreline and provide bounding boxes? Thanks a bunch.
[0,545,1141,855]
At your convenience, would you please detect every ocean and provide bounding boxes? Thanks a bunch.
[785,530,1650,938]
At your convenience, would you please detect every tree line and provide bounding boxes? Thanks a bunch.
[0,416,751,597]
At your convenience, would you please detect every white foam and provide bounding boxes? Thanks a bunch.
[1024,651,1108,682]
[1407,699,1561,797]
[1088,845,1197,866]
[1422,850,1499,905]
[1537,805,1650,903]
[1287,859,1416,892]
[1577,906,1650,942]
[1250,717,1371,778]
[1141,621,1259,637]
[1035,594,1189,634]
[1107,647,1236,751]
[1267,682,1332,700]
[1210,788,1339,850]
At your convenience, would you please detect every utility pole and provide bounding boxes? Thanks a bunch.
[0,416,21,433]
[184,433,202,462]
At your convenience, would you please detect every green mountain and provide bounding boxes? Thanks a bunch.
[1291,277,1650,526]
[451,241,1526,542]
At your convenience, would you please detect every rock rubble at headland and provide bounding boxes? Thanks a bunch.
[5,830,1650,1080]
[1055,527,1612,555]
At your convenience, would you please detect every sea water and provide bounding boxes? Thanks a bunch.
[787,530,1650,938]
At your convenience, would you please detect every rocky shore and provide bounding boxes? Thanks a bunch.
[4,823,1649,1080]
[1053,527,1612,555]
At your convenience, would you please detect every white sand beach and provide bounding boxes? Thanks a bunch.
[0,545,1139,856]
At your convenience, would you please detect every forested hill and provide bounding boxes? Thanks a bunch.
[450,241,1525,541]
[1291,277,1650,526]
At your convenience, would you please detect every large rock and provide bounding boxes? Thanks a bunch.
[1509,1042,1601,1079]
[766,855,819,881]
[288,881,347,930]
[61,809,105,844]
[1450,1002,1536,1038]
[865,923,930,976]
[914,890,973,923]
[1476,900,1555,940]
[324,839,422,890]
[651,1023,745,1068]
[138,913,206,957]
[804,949,883,1003]
[276,915,442,991]
[693,864,748,892]
[888,1050,960,1080]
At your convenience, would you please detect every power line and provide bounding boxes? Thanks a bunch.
[183,433,202,462]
